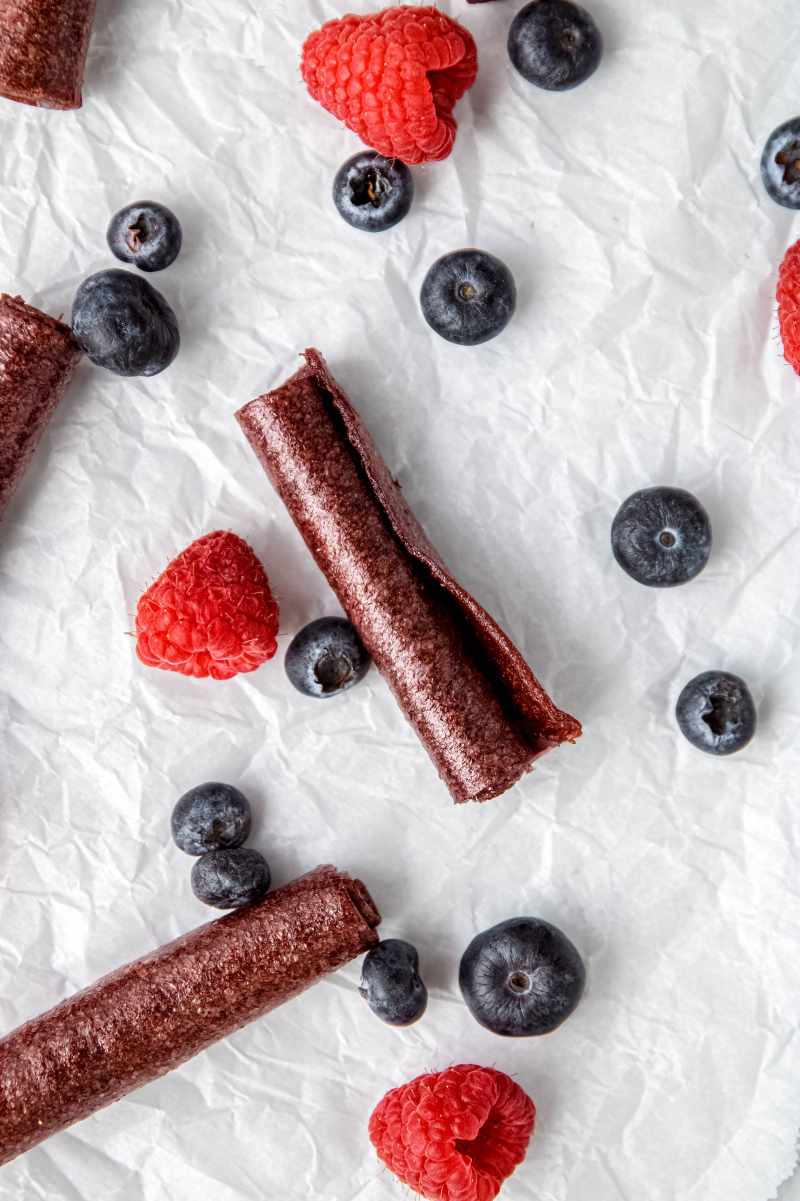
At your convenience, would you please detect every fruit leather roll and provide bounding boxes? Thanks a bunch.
[236,349,580,803]
[0,0,96,109]
[0,293,81,518]
[0,866,380,1166]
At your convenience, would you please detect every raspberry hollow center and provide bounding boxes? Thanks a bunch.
[454,1097,519,1180]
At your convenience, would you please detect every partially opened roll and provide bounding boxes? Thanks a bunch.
[0,0,96,109]
[236,349,580,803]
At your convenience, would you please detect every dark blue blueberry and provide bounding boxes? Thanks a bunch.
[171,782,252,856]
[611,486,712,588]
[359,939,428,1027]
[760,119,800,209]
[676,671,756,756]
[107,201,183,272]
[420,249,516,346]
[71,269,179,377]
[508,0,603,91]
[190,847,271,910]
[285,617,370,699]
[459,917,585,1037]
[333,152,414,233]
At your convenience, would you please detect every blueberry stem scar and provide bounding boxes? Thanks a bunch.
[126,219,147,253]
[702,695,734,737]
[507,971,532,995]
[314,651,353,691]
[350,169,388,208]
[776,145,800,184]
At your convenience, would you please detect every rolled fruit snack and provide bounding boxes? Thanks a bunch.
[236,350,581,804]
[0,293,81,518]
[0,0,96,108]
[0,866,380,1166]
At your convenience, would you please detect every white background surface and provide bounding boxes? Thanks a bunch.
[1,0,799,1197]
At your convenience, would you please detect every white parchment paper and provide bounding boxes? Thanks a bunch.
[1,0,800,1197]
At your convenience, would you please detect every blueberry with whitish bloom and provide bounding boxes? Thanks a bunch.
[107,200,183,271]
[333,152,414,232]
[675,671,756,756]
[285,617,370,698]
[459,917,585,1036]
[191,847,271,910]
[171,782,252,856]
[761,119,800,210]
[71,269,179,377]
[508,0,603,91]
[420,249,516,346]
[360,940,428,1026]
[611,486,712,588]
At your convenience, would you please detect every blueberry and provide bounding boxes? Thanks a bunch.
[611,486,712,588]
[508,0,603,91]
[760,119,800,209]
[71,269,179,377]
[420,249,516,346]
[285,617,370,698]
[459,917,585,1037]
[333,152,414,233]
[676,671,756,756]
[191,847,271,910]
[171,782,252,856]
[359,939,428,1027]
[107,201,183,272]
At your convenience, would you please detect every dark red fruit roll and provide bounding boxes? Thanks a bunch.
[236,350,580,804]
[0,867,380,1166]
[0,0,96,109]
[0,293,82,519]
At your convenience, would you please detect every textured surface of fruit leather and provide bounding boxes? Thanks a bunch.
[237,348,580,804]
[0,294,81,517]
[0,0,96,108]
[1,0,800,1196]
[0,868,379,1165]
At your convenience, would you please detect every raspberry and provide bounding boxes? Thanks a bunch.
[301,6,478,165]
[369,1064,535,1201]
[777,238,800,375]
[135,531,279,681]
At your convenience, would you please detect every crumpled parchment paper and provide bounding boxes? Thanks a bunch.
[1,0,800,1198]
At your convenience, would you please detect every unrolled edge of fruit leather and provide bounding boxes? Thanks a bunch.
[234,347,582,804]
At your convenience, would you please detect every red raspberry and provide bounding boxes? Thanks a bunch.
[778,238,800,375]
[135,531,279,681]
[301,6,478,165]
[369,1064,535,1201]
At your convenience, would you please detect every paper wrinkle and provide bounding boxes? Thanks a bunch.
[1,0,800,1196]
